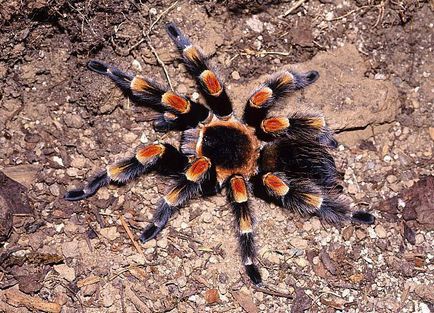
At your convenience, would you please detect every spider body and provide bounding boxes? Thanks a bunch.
[188,116,260,183]
[65,22,375,285]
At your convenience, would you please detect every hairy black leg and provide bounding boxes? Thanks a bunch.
[227,175,262,285]
[87,60,209,131]
[243,70,319,129]
[251,172,375,225]
[140,157,215,242]
[166,23,233,118]
[64,144,188,201]
[259,137,339,188]
[256,113,338,148]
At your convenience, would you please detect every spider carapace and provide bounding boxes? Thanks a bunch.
[65,22,375,285]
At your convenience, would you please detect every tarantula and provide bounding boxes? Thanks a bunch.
[65,23,374,284]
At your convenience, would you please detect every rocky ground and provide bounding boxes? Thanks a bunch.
[0,0,433,312]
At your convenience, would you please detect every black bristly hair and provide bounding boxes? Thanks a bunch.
[243,70,320,130]
[165,22,233,117]
[201,125,254,169]
[227,175,262,285]
[259,137,340,188]
[65,22,376,286]
[87,60,210,130]
[166,22,192,51]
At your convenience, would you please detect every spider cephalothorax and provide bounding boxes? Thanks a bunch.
[65,23,375,285]
[185,116,260,183]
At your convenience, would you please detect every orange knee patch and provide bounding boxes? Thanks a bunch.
[263,173,289,196]
[230,176,248,203]
[136,144,165,164]
[164,185,185,206]
[183,46,201,64]
[131,76,150,92]
[249,87,272,107]
[107,163,131,180]
[185,157,210,182]
[276,72,294,88]
[261,117,290,133]
[200,70,222,96]
[239,214,252,233]
[163,112,177,121]
[306,116,325,129]
[161,92,190,113]
[303,193,323,208]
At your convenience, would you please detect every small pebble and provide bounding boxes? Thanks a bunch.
[53,156,64,167]
[386,175,397,184]
[383,155,392,162]
[295,257,308,268]
[157,237,168,249]
[202,212,213,223]
[100,226,120,241]
[132,59,142,72]
[49,184,60,196]
[428,127,434,140]
[356,229,367,240]
[375,225,387,239]
[347,183,358,194]
[123,132,138,144]
[374,73,386,80]
[246,15,264,33]
[231,71,240,80]
[325,11,334,21]
[289,238,308,250]
[54,264,76,282]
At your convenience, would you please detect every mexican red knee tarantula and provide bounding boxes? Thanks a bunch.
[65,23,374,284]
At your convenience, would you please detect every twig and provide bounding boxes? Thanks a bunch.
[66,1,96,35]
[241,49,291,58]
[329,4,378,22]
[145,1,179,37]
[240,271,294,299]
[169,230,203,244]
[120,283,126,313]
[141,1,179,90]
[330,8,360,21]
[3,289,62,313]
[120,215,143,254]
[142,44,173,91]
[351,172,361,193]
[228,53,239,64]
[260,51,291,56]
[45,276,85,313]
[373,1,385,28]
[279,0,308,18]
[308,290,346,309]
[252,285,294,299]
[108,263,160,282]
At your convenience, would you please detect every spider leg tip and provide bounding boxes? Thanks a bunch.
[64,189,87,201]
[139,225,159,243]
[166,22,191,50]
[87,60,109,74]
[351,211,375,225]
[246,264,262,285]
[165,22,179,37]
[306,70,320,83]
